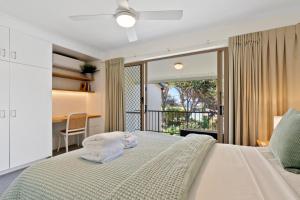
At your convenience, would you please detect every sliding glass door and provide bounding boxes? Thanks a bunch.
[123,49,228,142]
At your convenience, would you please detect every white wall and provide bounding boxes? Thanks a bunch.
[2,3,300,62]
[148,52,217,83]
[104,3,300,63]
[147,84,162,111]
[52,59,106,150]
[0,13,102,59]
[87,60,106,135]
[2,3,300,140]
[52,91,88,116]
[52,91,88,149]
[0,13,105,151]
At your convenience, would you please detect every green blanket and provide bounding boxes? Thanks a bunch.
[1,132,215,200]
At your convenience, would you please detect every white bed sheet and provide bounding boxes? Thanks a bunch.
[188,144,300,200]
[258,147,300,197]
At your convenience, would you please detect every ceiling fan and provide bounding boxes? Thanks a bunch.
[69,0,183,42]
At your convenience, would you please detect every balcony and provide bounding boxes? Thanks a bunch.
[124,52,220,139]
[126,110,218,137]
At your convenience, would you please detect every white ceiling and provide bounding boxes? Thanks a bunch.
[148,52,217,83]
[0,0,299,52]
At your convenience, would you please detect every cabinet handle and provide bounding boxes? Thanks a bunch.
[11,51,16,59]
[1,49,6,57]
[0,110,5,119]
[10,110,16,118]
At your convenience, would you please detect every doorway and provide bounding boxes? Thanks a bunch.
[124,48,228,143]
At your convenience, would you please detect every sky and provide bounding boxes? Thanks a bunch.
[169,87,178,97]
[168,87,180,103]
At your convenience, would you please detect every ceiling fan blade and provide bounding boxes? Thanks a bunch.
[138,10,183,20]
[116,0,129,9]
[69,14,113,21]
[126,28,138,42]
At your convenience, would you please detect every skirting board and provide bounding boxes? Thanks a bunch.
[0,157,50,176]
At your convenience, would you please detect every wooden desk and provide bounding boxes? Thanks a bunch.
[256,139,269,147]
[52,114,101,123]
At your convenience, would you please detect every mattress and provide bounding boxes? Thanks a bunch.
[189,144,300,200]
[2,132,299,200]
[1,132,214,200]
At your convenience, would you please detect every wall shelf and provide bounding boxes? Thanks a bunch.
[53,72,94,81]
[52,89,95,93]
[52,64,95,93]
[52,67,94,81]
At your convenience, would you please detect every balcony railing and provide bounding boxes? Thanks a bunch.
[126,110,218,135]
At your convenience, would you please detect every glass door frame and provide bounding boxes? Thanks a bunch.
[124,62,147,131]
[125,47,229,140]
[217,48,229,143]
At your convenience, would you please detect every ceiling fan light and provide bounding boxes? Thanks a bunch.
[116,12,136,28]
[174,63,183,70]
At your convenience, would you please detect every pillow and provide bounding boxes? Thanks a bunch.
[270,109,299,152]
[269,109,300,173]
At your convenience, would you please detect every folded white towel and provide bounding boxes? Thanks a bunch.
[81,142,124,163]
[81,132,138,163]
[81,132,125,163]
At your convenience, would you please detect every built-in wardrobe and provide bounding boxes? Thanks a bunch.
[0,25,52,174]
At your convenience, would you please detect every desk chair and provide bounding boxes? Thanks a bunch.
[57,113,88,152]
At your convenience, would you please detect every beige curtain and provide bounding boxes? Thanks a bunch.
[105,58,125,132]
[229,23,300,146]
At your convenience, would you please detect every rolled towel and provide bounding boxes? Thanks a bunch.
[124,139,138,149]
[81,142,124,163]
[124,132,133,138]
[82,132,123,148]
[122,134,138,149]
[83,140,124,153]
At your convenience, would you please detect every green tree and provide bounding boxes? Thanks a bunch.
[160,83,170,111]
[200,116,210,129]
[159,80,218,134]
[172,80,217,112]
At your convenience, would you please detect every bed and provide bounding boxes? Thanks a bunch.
[1,131,299,200]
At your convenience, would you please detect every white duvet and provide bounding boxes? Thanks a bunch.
[189,144,300,200]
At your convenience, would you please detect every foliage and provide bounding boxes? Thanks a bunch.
[80,64,98,74]
[173,80,217,112]
[159,79,218,134]
[162,107,185,132]
[160,83,170,111]
[200,116,210,129]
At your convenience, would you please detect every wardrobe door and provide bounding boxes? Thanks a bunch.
[10,30,52,69]
[0,26,10,61]
[10,63,52,168]
[0,60,10,171]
